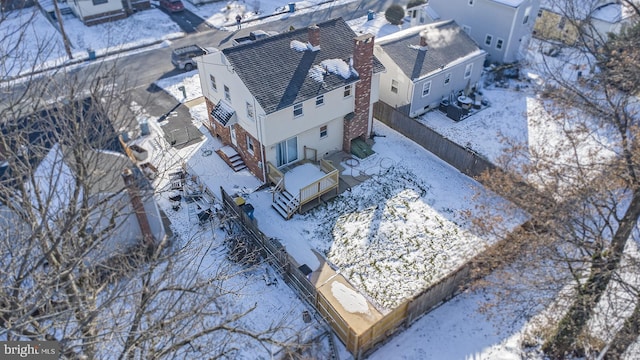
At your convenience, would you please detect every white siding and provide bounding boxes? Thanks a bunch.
[68,0,122,19]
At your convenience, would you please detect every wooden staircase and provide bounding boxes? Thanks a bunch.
[272,185,299,220]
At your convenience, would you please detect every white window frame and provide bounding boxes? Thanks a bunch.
[224,85,231,101]
[485,34,493,46]
[464,63,473,79]
[444,72,451,86]
[246,102,254,120]
[523,6,531,24]
[246,135,254,155]
[320,125,328,139]
[210,75,217,91]
[293,103,303,117]
[421,81,432,97]
[343,85,352,98]
[316,94,324,106]
[391,79,399,94]
[496,38,504,50]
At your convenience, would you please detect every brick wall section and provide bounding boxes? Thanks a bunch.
[122,168,155,248]
[232,124,265,182]
[205,98,265,182]
[205,98,232,145]
[343,34,374,153]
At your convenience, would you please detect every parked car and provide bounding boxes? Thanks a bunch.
[232,30,279,46]
[171,45,208,71]
[159,0,184,13]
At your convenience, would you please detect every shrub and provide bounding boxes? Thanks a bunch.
[385,4,405,25]
[407,0,426,8]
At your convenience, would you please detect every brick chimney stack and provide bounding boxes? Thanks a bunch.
[122,168,156,250]
[419,30,428,47]
[343,33,375,153]
[308,24,320,47]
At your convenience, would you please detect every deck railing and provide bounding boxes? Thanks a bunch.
[266,161,284,186]
[298,159,339,207]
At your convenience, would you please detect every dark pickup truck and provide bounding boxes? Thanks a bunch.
[171,45,208,71]
[232,30,278,46]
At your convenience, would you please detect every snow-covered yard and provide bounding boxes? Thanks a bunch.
[7,2,640,359]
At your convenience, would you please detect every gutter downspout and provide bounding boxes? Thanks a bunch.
[257,111,267,183]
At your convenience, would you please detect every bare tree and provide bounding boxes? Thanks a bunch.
[0,14,320,359]
[472,1,640,358]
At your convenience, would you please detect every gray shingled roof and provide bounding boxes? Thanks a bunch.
[222,18,385,114]
[378,20,483,81]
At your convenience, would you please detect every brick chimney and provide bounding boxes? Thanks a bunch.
[308,24,320,47]
[343,33,374,153]
[419,30,428,48]
[122,168,156,250]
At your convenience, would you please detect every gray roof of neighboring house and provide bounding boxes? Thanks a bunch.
[377,20,485,81]
[222,17,385,114]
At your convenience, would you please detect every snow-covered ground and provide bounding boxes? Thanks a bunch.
[6,2,640,359]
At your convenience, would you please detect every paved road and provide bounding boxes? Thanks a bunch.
[158,7,213,33]
[2,0,402,146]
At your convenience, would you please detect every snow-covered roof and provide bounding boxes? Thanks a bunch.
[377,20,486,81]
[221,18,385,114]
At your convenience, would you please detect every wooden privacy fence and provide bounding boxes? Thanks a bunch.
[373,101,496,178]
[220,186,482,359]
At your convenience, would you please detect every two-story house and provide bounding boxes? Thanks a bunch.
[426,0,540,63]
[374,20,487,118]
[534,0,639,45]
[197,18,385,184]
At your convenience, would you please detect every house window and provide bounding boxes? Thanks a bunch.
[462,25,471,35]
[421,81,432,97]
[496,38,504,50]
[320,125,328,139]
[246,135,254,155]
[92,0,107,4]
[293,103,303,117]
[444,73,451,85]
[224,85,231,101]
[343,85,352,97]
[316,95,324,106]
[391,79,399,94]
[558,17,566,30]
[276,137,298,167]
[485,34,493,46]
[464,63,473,79]
[523,7,531,24]
[210,75,217,91]
[246,102,254,120]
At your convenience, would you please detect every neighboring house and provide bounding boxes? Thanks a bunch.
[196,18,385,183]
[0,100,165,260]
[374,20,487,118]
[425,0,540,63]
[66,0,149,26]
[534,0,639,45]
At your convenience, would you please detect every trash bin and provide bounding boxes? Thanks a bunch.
[139,118,150,136]
[87,49,96,60]
[242,203,254,220]
[367,10,375,21]
[288,2,295,12]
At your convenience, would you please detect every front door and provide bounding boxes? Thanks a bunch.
[230,126,237,147]
[276,137,297,167]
